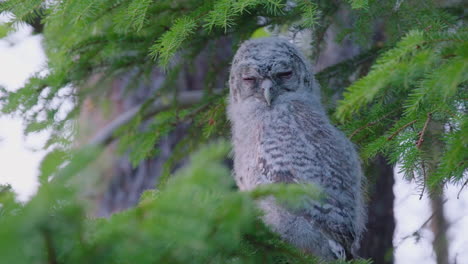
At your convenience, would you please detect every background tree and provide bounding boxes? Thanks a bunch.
[0,0,466,263]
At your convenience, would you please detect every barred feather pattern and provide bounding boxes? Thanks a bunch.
[228,37,366,260]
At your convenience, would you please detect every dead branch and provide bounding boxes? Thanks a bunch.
[396,198,448,246]
[457,178,468,199]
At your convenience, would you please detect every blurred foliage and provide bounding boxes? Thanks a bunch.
[0,142,370,264]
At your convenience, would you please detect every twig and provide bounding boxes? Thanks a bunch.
[419,161,427,200]
[387,119,417,141]
[349,120,379,139]
[349,109,398,139]
[457,178,468,199]
[416,112,432,149]
[396,198,448,246]
[315,46,382,81]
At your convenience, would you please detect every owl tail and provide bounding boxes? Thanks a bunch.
[327,239,346,260]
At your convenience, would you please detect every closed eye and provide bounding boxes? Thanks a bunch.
[242,77,256,82]
[277,71,293,79]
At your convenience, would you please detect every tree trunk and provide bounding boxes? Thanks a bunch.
[430,191,449,264]
[358,156,395,263]
[423,119,450,264]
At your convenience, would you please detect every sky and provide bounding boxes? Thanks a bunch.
[0,23,47,201]
[0,23,466,264]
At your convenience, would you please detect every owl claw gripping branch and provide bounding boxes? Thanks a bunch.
[228,37,366,261]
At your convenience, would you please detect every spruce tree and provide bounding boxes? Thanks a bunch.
[0,0,466,263]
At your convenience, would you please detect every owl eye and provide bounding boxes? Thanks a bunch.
[277,71,293,79]
[242,76,256,83]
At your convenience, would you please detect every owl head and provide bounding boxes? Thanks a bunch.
[229,37,317,107]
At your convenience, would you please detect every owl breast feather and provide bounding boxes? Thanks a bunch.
[257,102,351,189]
[257,102,359,244]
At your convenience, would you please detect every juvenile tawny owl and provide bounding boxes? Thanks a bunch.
[227,37,366,260]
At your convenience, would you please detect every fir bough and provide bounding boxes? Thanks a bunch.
[336,27,467,190]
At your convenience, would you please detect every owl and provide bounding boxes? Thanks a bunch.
[227,37,366,260]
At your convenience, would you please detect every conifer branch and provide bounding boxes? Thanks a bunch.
[457,179,468,199]
[349,109,398,139]
[89,90,223,146]
[387,119,417,141]
[349,120,379,139]
[316,47,382,82]
[416,112,433,149]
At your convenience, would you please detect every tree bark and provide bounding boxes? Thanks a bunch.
[358,156,395,263]
[429,191,449,264]
[423,119,450,264]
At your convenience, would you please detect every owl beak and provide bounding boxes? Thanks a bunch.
[261,79,273,106]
